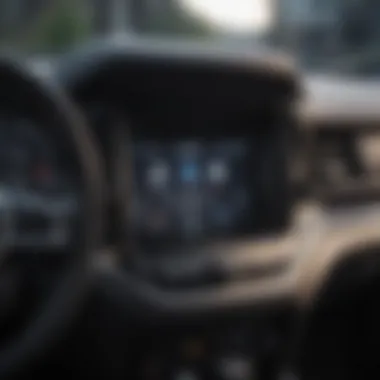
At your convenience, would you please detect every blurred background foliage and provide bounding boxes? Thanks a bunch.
[0,0,92,53]
[0,0,213,54]
[28,0,92,53]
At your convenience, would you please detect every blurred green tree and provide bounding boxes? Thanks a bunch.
[25,0,92,53]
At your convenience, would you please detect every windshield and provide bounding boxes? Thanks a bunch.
[1,0,379,76]
[0,0,273,53]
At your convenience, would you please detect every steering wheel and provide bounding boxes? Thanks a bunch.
[0,57,103,377]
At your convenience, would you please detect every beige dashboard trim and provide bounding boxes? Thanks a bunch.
[295,224,380,308]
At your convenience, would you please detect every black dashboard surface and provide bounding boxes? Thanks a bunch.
[56,36,298,97]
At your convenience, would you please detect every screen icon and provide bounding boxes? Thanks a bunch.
[146,161,170,190]
[208,160,229,184]
[180,162,199,183]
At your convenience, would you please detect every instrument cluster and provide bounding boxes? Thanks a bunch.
[0,114,78,251]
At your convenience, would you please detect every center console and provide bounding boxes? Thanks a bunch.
[128,309,296,380]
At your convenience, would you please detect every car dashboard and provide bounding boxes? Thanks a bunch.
[57,38,299,379]
[1,38,380,380]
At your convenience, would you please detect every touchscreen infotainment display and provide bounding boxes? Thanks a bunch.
[130,139,253,244]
